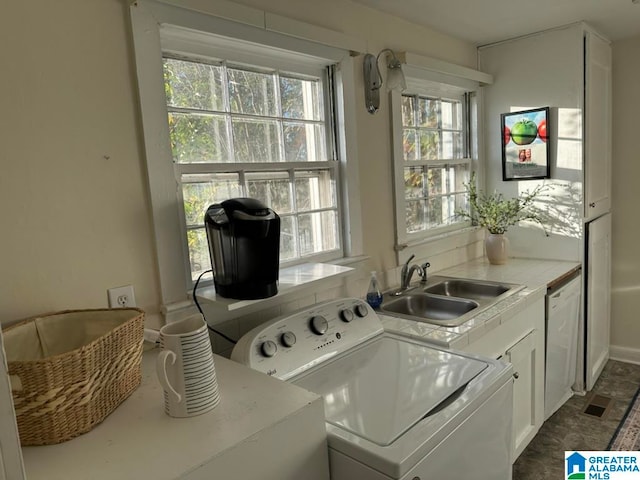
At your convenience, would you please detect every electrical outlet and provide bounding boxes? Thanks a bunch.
[108,285,136,308]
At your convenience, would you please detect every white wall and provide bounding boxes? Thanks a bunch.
[0,0,480,353]
[610,34,640,356]
[478,24,584,262]
[1,0,161,326]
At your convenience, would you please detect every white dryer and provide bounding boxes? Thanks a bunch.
[231,298,514,480]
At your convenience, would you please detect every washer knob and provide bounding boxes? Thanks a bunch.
[340,309,354,322]
[310,315,329,335]
[355,303,369,318]
[280,331,296,348]
[260,340,277,358]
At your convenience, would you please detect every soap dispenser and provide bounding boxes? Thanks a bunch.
[366,271,383,308]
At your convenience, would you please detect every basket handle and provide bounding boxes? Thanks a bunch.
[156,350,182,403]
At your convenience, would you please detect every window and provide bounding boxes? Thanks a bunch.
[400,93,470,236]
[130,1,361,309]
[163,57,340,281]
[391,78,478,247]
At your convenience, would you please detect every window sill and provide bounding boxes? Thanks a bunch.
[195,262,355,312]
[399,226,481,251]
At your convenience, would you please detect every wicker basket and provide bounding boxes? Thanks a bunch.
[2,308,144,446]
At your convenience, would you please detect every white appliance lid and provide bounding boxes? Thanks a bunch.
[292,336,488,446]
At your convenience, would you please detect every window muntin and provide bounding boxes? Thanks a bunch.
[164,56,341,281]
[400,93,470,236]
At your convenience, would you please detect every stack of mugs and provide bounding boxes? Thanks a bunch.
[156,314,220,417]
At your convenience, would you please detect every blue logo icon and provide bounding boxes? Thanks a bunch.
[566,452,586,479]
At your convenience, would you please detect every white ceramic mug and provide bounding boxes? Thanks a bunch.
[156,314,220,417]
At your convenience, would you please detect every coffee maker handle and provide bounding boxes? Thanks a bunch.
[156,350,182,403]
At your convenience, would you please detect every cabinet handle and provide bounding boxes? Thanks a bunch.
[513,372,520,380]
[589,202,596,208]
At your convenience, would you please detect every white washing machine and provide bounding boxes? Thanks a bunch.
[231,298,514,480]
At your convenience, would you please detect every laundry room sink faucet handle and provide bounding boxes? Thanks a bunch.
[420,262,430,283]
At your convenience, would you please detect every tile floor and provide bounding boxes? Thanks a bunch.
[513,360,640,479]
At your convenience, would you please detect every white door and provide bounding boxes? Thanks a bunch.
[0,328,25,480]
[586,213,611,390]
[584,30,612,221]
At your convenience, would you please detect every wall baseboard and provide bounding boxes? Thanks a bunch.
[610,345,640,365]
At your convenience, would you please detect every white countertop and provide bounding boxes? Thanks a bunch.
[380,257,581,349]
[21,349,322,480]
[434,257,581,289]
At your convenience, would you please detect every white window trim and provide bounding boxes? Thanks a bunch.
[390,52,490,253]
[153,0,367,54]
[130,0,362,315]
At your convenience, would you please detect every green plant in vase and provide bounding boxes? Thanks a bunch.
[456,172,548,264]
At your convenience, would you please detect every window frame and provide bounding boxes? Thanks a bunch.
[390,72,483,250]
[130,0,362,314]
[164,55,343,280]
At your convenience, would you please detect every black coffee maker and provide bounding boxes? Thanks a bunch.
[205,198,280,300]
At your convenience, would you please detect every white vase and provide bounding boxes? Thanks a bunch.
[485,233,510,265]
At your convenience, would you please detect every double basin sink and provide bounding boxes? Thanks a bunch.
[379,275,524,327]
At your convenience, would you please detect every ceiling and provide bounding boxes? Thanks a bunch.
[351,0,640,46]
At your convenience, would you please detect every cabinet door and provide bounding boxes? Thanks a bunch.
[586,213,611,390]
[506,330,539,460]
[584,31,612,220]
[462,297,545,459]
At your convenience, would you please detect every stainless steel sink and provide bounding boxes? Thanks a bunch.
[423,278,510,300]
[380,293,478,324]
[378,275,525,327]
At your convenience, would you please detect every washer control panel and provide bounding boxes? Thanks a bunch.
[230,298,383,380]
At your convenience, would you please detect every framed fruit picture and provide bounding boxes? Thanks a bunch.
[501,107,550,181]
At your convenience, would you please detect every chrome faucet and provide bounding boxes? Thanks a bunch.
[395,254,425,294]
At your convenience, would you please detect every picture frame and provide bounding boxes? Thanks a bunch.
[501,107,550,181]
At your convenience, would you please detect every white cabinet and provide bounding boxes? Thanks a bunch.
[583,29,612,392]
[585,214,611,390]
[462,297,545,460]
[506,330,539,459]
[22,352,330,480]
[479,23,612,392]
[584,31,612,221]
